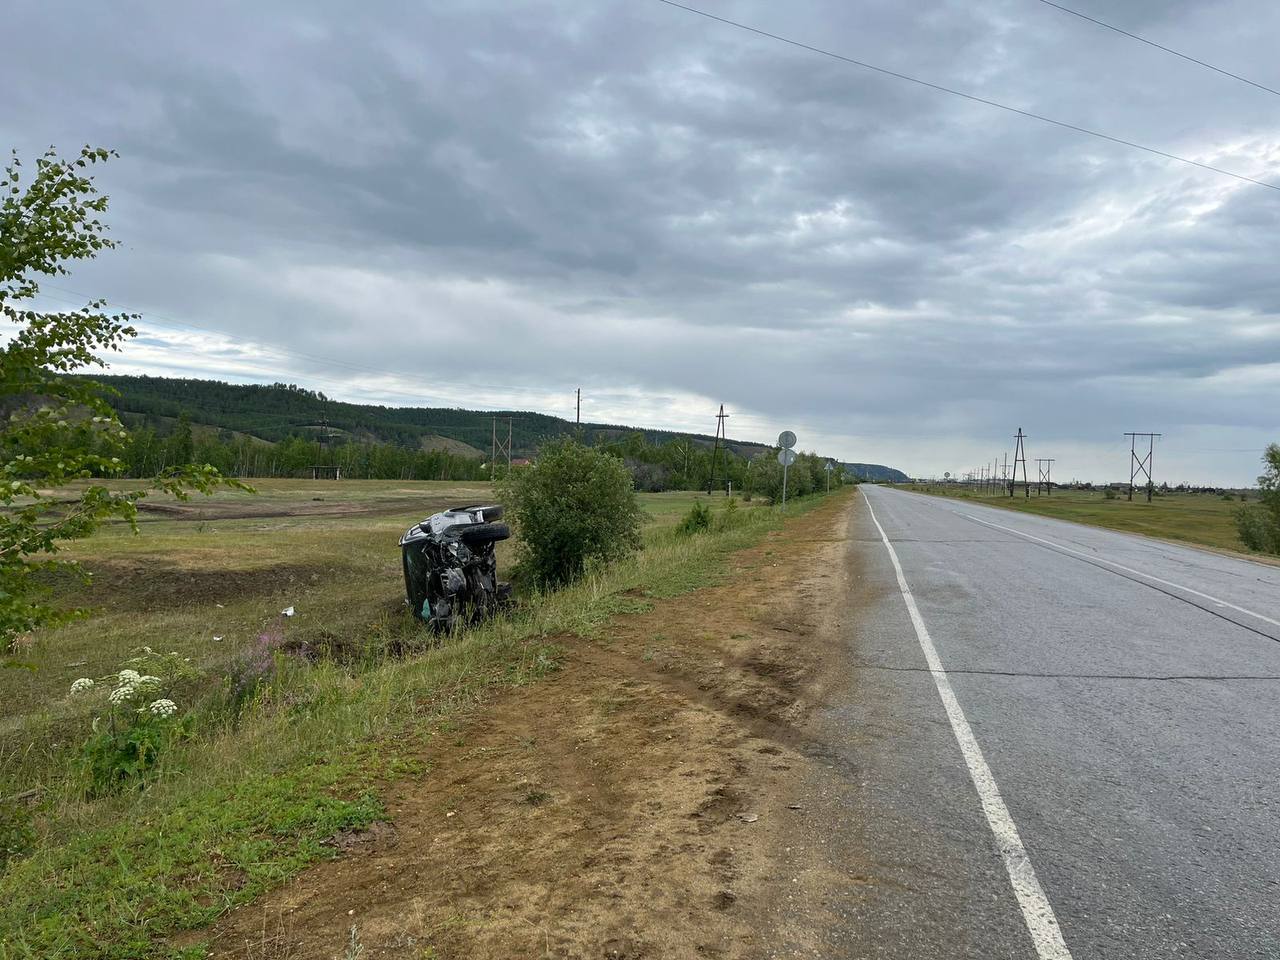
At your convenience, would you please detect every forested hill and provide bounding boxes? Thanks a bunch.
[85,375,762,458]
[84,375,909,479]
[841,462,910,483]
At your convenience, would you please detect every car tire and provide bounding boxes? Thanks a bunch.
[458,521,510,544]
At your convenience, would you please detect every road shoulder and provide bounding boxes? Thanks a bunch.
[188,492,860,959]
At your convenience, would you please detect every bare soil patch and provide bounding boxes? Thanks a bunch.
[42,558,349,615]
[189,495,858,959]
[135,497,442,523]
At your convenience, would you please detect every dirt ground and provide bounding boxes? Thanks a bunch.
[134,493,485,522]
[190,493,860,960]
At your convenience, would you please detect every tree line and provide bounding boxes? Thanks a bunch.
[110,415,849,498]
[117,414,487,482]
[609,431,847,499]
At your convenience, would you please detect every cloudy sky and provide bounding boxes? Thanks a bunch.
[5,0,1279,484]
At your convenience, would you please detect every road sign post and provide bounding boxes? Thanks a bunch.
[778,448,797,507]
[777,431,798,510]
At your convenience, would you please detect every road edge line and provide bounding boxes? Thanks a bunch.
[960,511,1280,630]
[862,489,1073,960]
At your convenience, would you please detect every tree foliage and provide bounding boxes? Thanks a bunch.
[747,449,844,503]
[1,146,226,644]
[498,437,643,587]
[1236,443,1280,555]
[117,426,485,481]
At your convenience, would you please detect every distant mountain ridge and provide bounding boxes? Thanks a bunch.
[840,462,910,483]
[85,374,908,478]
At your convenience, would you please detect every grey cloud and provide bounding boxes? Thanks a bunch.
[4,0,1279,484]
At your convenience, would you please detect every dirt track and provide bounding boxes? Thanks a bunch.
[193,494,859,959]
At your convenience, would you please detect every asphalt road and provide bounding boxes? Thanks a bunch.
[784,486,1280,959]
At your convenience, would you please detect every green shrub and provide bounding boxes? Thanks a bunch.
[499,438,644,587]
[716,498,741,531]
[676,501,713,537]
[1237,505,1280,554]
[1103,487,1118,500]
[1236,443,1280,555]
[70,648,196,795]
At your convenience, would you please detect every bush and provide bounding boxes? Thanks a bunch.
[1236,506,1278,553]
[1104,487,1118,500]
[499,438,644,587]
[676,501,713,537]
[70,647,196,795]
[1236,443,1280,555]
[716,498,741,531]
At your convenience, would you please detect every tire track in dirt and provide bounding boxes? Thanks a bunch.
[189,493,862,960]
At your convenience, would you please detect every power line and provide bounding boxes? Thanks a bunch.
[1035,0,1280,99]
[652,0,1280,193]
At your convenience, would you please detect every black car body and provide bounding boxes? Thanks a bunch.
[399,504,510,631]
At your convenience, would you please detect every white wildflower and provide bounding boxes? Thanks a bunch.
[118,668,141,684]
[70,678,94,694]
[148,699,177,718]
[134,675,162,692]
[109,684,136,704]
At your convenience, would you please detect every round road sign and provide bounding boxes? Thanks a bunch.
[777,448,797,467]
[778,430,797,450]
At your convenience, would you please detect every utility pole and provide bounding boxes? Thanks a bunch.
[576,388,581,426]
[1010,428,1029,497]
[708,404,729,495]
[491,416,513,482]
[1036,458,1055,495]
[1125,433,1161,502]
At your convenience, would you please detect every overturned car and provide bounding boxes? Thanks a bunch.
[399,504,511,631]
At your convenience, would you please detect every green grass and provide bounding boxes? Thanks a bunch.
[904,484,1264,557]
[0,479,842,958]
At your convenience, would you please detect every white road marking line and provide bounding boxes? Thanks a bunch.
[863,491,1073,960]
[960,512,1280,630]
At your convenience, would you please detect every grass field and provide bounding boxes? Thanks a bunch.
[903,483,1268,558]
[0,478,833,959]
